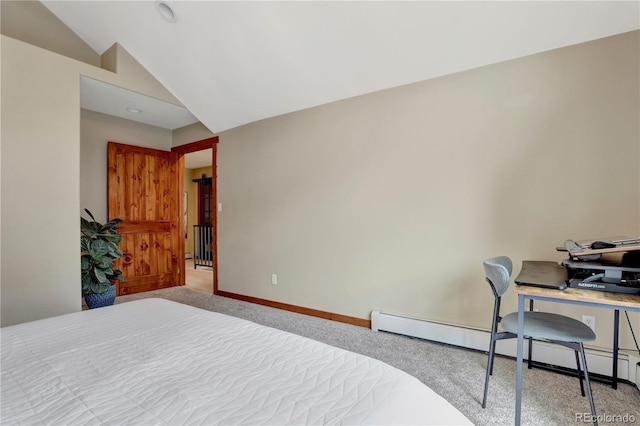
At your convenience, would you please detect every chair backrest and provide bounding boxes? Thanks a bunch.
[483,256,513,297]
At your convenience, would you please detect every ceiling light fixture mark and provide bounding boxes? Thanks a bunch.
[156,1,177,23]
[127,108,143,114]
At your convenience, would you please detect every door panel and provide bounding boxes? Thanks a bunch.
[108,142,180,296]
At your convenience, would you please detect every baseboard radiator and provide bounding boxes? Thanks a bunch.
[371,311,639,387]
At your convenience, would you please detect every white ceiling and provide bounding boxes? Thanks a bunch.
[81,76,199,130]
[46,1,639,134]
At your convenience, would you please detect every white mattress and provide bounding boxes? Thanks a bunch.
[1,298,471,425]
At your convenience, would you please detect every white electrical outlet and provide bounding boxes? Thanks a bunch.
[271,274,278,285]
[582,315,596,333]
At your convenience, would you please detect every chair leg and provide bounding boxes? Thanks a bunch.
[578,343,598,425]
[483,294,501,408]
[489,338,497,375]
[528,300,534,369]
[482,328,497,408]
[574,350,585,397]
[488,299,501,377]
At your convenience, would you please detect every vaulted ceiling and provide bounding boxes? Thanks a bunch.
[43,1,639,134]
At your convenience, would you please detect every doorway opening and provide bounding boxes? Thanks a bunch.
[172,137,219,294]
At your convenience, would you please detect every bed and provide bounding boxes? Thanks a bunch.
[1,298,471,425]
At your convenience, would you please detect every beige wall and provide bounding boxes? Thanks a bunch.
[2,37,97,326]
[0,0,100,66]
[172,122,216,147]
[80,109,173,224]
[217,31,639,351]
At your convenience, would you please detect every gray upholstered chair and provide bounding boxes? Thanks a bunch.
[481,256,597,420]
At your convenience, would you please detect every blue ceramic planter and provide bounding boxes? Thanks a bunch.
[84,285,116,309]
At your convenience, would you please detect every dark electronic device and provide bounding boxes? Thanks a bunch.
[590,241,616,250]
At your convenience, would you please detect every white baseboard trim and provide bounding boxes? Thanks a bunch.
[371,310,638,387]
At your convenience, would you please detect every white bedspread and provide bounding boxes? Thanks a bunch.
[1,298,471,425]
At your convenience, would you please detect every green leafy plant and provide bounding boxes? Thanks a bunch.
[81,209,126,295]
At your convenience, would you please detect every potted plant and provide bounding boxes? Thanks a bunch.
[81,209,126,308]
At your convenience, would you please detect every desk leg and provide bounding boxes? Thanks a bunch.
[528,299,534,369]
[613,310,619,389]
[515,294,525,426]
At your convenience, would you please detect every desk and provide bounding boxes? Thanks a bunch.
[513,284,640,425]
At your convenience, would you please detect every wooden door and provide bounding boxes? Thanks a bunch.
[107,142,182,296]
